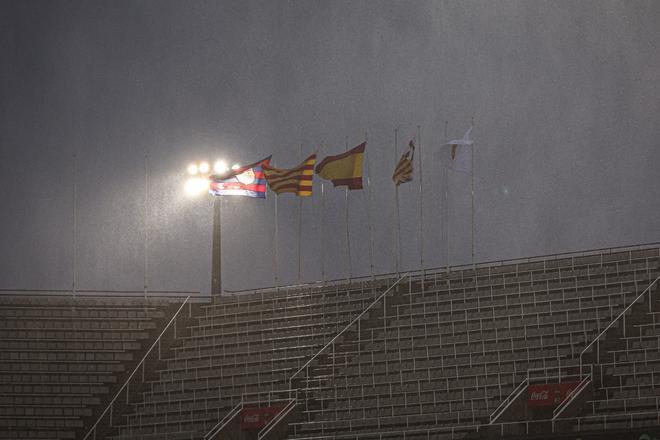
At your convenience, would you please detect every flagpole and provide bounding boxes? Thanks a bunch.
[365,131,375,282]
[394,128,401,275]
[470,116,475,266]
[417,125,424,274]
[144,153,149,299]
[444,120,450,277]
[72,152,77,299]
[298,143,303,283]
[211,197,222,296]
[345,136,352,282]
[320,179,326,284]
[274,190,279,288]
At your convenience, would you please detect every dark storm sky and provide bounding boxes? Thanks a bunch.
[1,0,659,294]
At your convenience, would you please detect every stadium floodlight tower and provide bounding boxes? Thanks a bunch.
[185,159,237,296]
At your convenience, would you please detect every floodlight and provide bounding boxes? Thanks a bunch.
[187,163,198,175]
[214,160,228,174]
[199,162,210,174]
[185,177,210,196]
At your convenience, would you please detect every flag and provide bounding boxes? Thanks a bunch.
[209,157,270,198]
[262,154,317,196]
[393,140,415,185]
[315,142,365,190]
[440,126,473,173]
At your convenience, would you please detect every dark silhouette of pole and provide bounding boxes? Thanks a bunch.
[211,197,222,296]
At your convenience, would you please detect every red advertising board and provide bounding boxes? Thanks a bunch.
[527,382,580,407]
[240,406,284,429]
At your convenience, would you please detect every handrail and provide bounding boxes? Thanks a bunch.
[0,287,203,298]
[205,399,244,440]
[82,295,191,440]
[226,242,660,295]
[490,376,529,424]
[580,274,660,367]
[288,273,408,385]
[258,398,297,440]
[552,372,592,420]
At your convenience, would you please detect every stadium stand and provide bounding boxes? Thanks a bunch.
[2,244,659,440]
[0,293,198,440]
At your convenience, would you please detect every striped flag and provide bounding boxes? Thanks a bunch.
[393,140,415,185]
[262,154,317,196]
[315,142,365,190]
[209,157,270,198]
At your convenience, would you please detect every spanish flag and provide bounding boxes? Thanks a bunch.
[315,142,366,190]
[262,154,317,197]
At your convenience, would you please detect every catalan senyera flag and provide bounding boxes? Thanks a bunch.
[315,142,365,190]
[393,140,415,185]
[209,156,271,198]
[262,154,317,196]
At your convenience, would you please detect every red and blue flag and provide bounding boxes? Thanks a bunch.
[209,156,270,198]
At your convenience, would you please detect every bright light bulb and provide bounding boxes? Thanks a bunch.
[198,162,210,174]
[187,163,198,175]
[184,177,210,196]
[214,160,228,174]
[231,163,240,170]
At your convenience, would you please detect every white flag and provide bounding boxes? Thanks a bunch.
[439,126,473,173]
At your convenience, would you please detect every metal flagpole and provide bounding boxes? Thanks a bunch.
[144,153,148,299]
[345,136,352,281]
[298,143,303,283]
[417,125,424,273]
[470,116,475,266]
[274,191,279,288]
[320,179,326,284]
[72,153,77,298]
[394,128,401,275]
[444,121,450,277]
[365,131,374,282]
[211,197,222,296]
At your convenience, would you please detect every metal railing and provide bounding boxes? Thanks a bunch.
[258,398,297,440]
[82,295,191,440]
[553,368,593,420]
[205,399,244,440]
[288,273,408,387]
[226,242,659,297]
[490,364,588,424]
[579,274,660,372]
[489,376,529,424]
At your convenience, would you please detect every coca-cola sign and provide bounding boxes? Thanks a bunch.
[240,405,284,429]
[527,382,579,407]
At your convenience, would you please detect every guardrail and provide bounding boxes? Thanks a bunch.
[226,242,660,296]
[553,369,593,420]
[490,376,529,424]
[205,399,244,440]
[579,274,660,373]
[258,398,297,440]
[288,273,408,387]
[82,295,191,440]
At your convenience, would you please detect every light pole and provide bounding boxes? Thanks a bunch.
[186,159,235,296]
